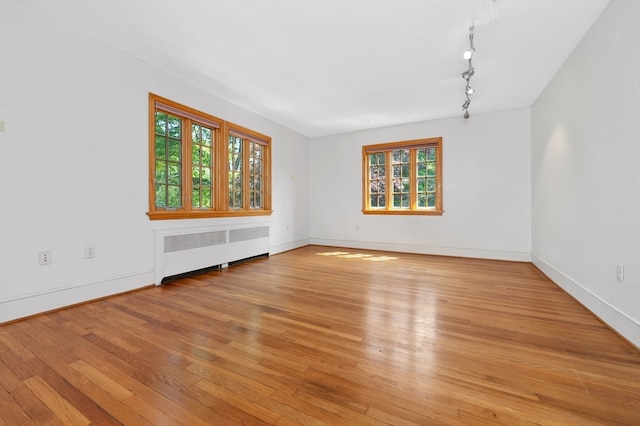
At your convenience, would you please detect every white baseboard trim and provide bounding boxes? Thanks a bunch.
[269,239,311,256]
[0,270,154,324]
[532,254,640,349]
[309,239,531,262]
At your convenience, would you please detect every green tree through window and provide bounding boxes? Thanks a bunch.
[362,138,443,215]
[148,93,272,220]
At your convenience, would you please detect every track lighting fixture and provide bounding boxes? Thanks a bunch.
[462,26,475,119]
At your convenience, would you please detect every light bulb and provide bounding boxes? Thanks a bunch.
[463,50,474,60]
[466,85,474,95]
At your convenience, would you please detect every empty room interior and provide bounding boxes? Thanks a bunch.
[1,0,639,424]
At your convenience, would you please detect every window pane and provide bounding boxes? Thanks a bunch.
[427,162,436,177]
[248,142,263,209]
[155,136,166,158]
[229,136,243,208]
[156,184,166,207]
[168,185,181,207]
[155,160,166,183]
[192,167,200,186]
[192,125,201,144]
[427,147,436,161]
[369,153,386,207]
[167,116,181,138]
[391,149,410,209]
[201,146,211,167]
[154,111,183,209]
[202,128,211,146]
[168,139,180,161]
[155,112,166,135]
[202,168,211,186]
[191,123,215,209]
[202,189,211,208]
[192,188,200,207]
[192,145,200,165]
[168,163,180,185]
[427,193,436,208]
[418,163,426,177]
[427,178,436,192]
[370,166,378,180]
[418,193,426,208]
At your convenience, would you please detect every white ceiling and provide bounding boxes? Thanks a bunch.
[17,0,609,137]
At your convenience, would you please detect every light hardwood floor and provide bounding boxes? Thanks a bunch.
[1,246,639,425]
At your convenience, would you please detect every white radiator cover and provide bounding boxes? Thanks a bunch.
[153,223,269,284]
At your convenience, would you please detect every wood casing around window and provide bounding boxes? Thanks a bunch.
[362,137,443,215]
[147,93,272,220]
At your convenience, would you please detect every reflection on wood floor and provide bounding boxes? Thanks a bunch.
[1,245,639,425]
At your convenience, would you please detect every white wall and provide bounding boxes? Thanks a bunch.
[0,1,309,322]
[531,0,640,347]
[309,108,532,261]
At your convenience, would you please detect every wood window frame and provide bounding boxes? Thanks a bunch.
[227,122,272,213]
[148,93,272,220]
[362,137,443,216]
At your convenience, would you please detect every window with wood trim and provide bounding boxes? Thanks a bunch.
[362,138,443,215]
[148,93,272,220]
[227,125,270,211]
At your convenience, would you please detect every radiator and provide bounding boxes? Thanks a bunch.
[153,223,269,284]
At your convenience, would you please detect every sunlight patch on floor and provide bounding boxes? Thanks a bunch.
[316,251,399,261]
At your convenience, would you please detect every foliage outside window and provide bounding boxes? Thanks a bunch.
[362,138,443,215]
[148,93,272,220]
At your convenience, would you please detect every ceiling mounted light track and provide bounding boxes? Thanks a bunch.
[462,26,475,119]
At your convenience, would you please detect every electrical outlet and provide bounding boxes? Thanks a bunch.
[616,264,624,282]
[39,250,52,266]
[85,246,95,259]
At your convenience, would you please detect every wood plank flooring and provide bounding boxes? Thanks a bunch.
[1,245,639,425]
